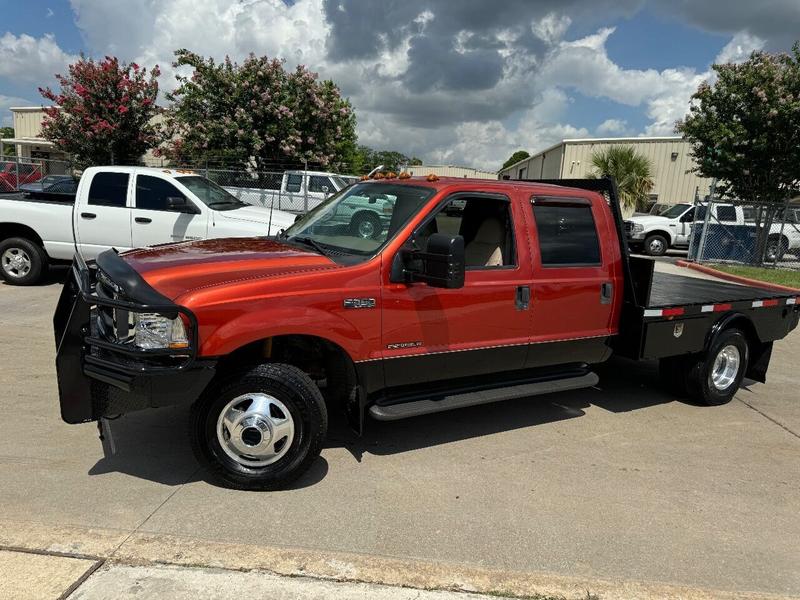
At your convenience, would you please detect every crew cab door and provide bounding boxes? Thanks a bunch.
[525,194,620,368]
[381,192,533,388]
[74,170,133,260]
[131,172,208,248]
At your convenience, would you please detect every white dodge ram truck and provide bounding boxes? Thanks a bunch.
[0,166,295,285]
[625,202,800,259]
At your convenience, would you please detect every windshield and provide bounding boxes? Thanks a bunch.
[280,182,436,259]
[176,176,247,210]
[662,203,691,218]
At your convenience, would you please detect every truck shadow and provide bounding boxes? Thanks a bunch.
[328,355,684,461]
[87,355,683,488]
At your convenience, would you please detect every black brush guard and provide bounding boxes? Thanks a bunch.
[53,250,216,424]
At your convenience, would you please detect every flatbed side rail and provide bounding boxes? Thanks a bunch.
[520,177,640,308]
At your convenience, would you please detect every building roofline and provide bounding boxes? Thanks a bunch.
[498,135,686,174]
[9,106,52,112]
[406,164,497,174]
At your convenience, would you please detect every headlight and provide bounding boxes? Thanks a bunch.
[134,313,189,350]
[632,223,644,233]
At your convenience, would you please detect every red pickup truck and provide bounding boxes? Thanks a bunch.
[54,176,800,490]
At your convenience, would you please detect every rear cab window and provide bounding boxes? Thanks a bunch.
[530,197,602,267]
[87,172,130,207]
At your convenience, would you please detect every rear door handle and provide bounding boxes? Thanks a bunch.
[135,217,152,224]
[601,282,613,304]
[516,285,531,310]
[80,212,96,219]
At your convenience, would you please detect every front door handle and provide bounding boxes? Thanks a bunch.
[80,212,96,219]
[601,282,613,304]
[135,217,152,224]
[516,285,531,310]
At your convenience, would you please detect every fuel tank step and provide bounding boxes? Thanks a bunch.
[368,371,599,421]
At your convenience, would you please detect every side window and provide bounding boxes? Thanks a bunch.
[716,206,737,222]
[532,201,601,267]
[87,172,129,207]
[417,197,516,269]
[680,207,695,222]
[136,175,187,211]
[308,176,333,193]
[285,174,302,193]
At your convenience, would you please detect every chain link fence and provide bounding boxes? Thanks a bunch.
[687,195,800,271]
[0,156,74,193]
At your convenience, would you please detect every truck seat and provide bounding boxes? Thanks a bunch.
[465,218,504,267]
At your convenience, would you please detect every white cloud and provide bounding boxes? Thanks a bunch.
[596,118,629,136]
[714,31,765,64]
[0,33,77,84]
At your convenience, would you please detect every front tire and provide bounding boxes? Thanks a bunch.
[0,237,48,285]
[765,237,787,262]
[685,328,749,406]
[643,233,668,256]
[190,363,327,490]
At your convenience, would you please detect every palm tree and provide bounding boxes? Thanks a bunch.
[588,145,654,215]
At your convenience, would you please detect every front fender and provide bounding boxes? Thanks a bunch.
[198,304,374,361]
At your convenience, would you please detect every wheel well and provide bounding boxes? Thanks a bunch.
[645,230,671,244]
[352,209,379,222]
[215,334,358,411]
[767,233,789,245]
[0,223,45,248]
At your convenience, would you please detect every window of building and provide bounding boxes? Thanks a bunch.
[531,201,601,266]
[87,172,129,207]
[518,167,527,180]
[285,174,302,193]
[136,175,188,211]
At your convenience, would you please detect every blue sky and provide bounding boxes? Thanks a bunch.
[1,0,798,168]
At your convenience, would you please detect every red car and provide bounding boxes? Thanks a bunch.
[0,161,43,192]
[54,176,800,490]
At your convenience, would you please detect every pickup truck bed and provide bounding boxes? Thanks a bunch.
[647,272,795,308]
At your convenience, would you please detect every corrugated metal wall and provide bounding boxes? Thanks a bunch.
[560,139,711,203]
[499,137,713,204]
[12,109,46,138]
[405,165,498,179]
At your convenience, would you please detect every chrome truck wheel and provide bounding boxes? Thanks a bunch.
[217,393,295,467]
[0,237,47,286]
[1,247,32,279]
[191,363,327,490]
[685,328,749,406]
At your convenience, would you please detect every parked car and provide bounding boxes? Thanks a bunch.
[223,170,357,213]
[0,161,43,192]
[53,177,799,490]
[0,166,295,285]
[20,174,79,200]
[625,202,800,258]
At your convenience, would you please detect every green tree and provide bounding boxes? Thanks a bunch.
[349,146,421,174]
[676,44,800,263]
[502,150,529,170]
[588,145,654,214]
[0,127,15,156]
[164,49,357,171]
[39,56,161,167]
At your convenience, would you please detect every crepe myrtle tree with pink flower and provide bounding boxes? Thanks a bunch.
[39,56,162,168]
[677,43,800,263]
[163,49,357,171]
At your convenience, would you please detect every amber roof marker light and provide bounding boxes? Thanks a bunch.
[426,173,439,182]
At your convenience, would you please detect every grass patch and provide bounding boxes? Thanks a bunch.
[709,264,800,289]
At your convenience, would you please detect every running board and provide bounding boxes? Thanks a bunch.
[368,372,599,421]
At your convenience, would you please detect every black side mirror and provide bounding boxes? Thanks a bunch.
[166,196,198,214]
[391,232,465,289]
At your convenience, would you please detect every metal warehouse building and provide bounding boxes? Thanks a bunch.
[497,136,713,206]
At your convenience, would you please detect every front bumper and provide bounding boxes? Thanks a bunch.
[53,251,216,424]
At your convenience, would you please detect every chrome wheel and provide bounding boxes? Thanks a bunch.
[647,238,665,255]
[710,344,740,391]
[1,247,32,279]
[357,217,376,239]
[216,393,295,467]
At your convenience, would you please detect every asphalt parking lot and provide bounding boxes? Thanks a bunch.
[1,268,799,598]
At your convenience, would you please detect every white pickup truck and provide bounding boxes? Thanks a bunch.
[625,202,800,259]
[0,166,295,285]
[223,169,357,213]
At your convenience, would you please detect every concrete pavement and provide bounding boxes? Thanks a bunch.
[1,265,799,599]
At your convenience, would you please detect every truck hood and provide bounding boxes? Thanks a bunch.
[120,238,338,300]
[628,215,673,226]
[215,205,296,234]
